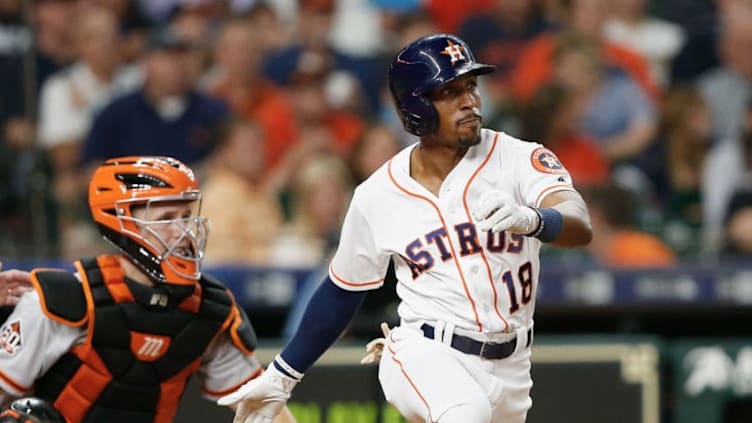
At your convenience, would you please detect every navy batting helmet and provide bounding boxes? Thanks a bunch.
[388,33,495,136]
[0,398,65,423]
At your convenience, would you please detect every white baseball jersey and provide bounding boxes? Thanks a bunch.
[329,129,575,335]
[0,289,261,401]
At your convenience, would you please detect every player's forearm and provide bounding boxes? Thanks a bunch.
[547,198,592,248]
[537,190,592,248]
[278,277,367,375]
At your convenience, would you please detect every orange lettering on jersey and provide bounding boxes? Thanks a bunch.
[530,147,567,174]
[130,332,171,362]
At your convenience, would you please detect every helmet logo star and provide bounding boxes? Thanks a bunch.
[441,40,466,65]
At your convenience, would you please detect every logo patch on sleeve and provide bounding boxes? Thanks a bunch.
[531,147,567,174]
[0,320,22,356]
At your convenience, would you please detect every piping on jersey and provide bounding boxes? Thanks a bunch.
[0,370,30,394]
[202,366,262,397]
[329,264,385,289]
[460,132,510,331]
[387,333,437,423]
[387,146,495,332]
[534,184,576,208]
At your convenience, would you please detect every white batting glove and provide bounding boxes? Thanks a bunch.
[360,322,392,365]
[217,357,300,423]
[472,191,540,235]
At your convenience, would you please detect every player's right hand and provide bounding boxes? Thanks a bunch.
[217,359,300,423]
[472,191,540,235]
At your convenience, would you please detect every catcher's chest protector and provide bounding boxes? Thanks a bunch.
[33,256,235,423]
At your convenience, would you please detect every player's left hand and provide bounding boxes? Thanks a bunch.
[217,361,299,423]
[472,191,540,235]
[360,322,391,365]
[0,262,33,306]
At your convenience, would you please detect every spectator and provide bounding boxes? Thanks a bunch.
[581,182,676,268]
[80,28,229,168]
[37,5,141,238]
[203,17,297,172]
[654,85,712,255]
[246,2,293,53]
[287,61,366,157]
[32,0,77,88]
[510,0,658,104]
[269,153,353,268]
[0,118,55,257]
[348,123,402,184]
[723,190,752,256]
[459,0,550,106]
[703,98,752,253]
[518,83,609,186]
[38,5,140,154]
[200,118,284,266]
[603,0,685,87]
[263,0,383,113]
[696,0,752,144]
[167,0,230,83]
[551,32,657,168]
[0,0,32,126]
[80,0,152,65]
[669,0,728,82]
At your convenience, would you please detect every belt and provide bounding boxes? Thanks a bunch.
[420,323,530,360]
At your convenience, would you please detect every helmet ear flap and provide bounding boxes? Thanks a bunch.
[399,94,438,137]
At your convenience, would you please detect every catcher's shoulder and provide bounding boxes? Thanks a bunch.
[30,269,87,326]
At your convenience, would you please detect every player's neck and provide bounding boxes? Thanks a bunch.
[117,255,156,287]
[410,143,467,196]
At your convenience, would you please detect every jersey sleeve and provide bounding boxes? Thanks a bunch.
[328,191,390,291]
[0,291,83,396]
[516,145,577,207]
[198,332,262,400]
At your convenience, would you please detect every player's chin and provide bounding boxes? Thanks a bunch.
[457,126,481,147]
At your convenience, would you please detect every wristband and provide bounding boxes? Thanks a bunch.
[273,354,304,381]
[527,207,563,243]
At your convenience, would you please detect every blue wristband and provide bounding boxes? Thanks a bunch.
[528,207,563,243]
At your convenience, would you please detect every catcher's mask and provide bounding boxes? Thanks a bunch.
[0,397,65,423]
[388,33,495,137]
[89,156,210,287]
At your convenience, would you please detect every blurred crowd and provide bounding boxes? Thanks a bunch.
[0,0,751,269]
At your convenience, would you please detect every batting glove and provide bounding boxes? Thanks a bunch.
[217,356,301,423]
[472,191,540,235]
[360,322,392,365]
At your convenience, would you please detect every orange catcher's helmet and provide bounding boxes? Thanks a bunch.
[89,156,210,286]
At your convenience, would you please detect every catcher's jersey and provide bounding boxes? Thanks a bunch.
[0,289,261,400]
[329,129,575,334]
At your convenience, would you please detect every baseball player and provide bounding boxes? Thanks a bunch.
[0,157,296,423]
[219,33,592,423]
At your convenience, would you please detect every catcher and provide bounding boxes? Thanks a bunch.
[0,156,295,423]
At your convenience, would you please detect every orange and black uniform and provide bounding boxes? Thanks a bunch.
[29,255,256,423]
